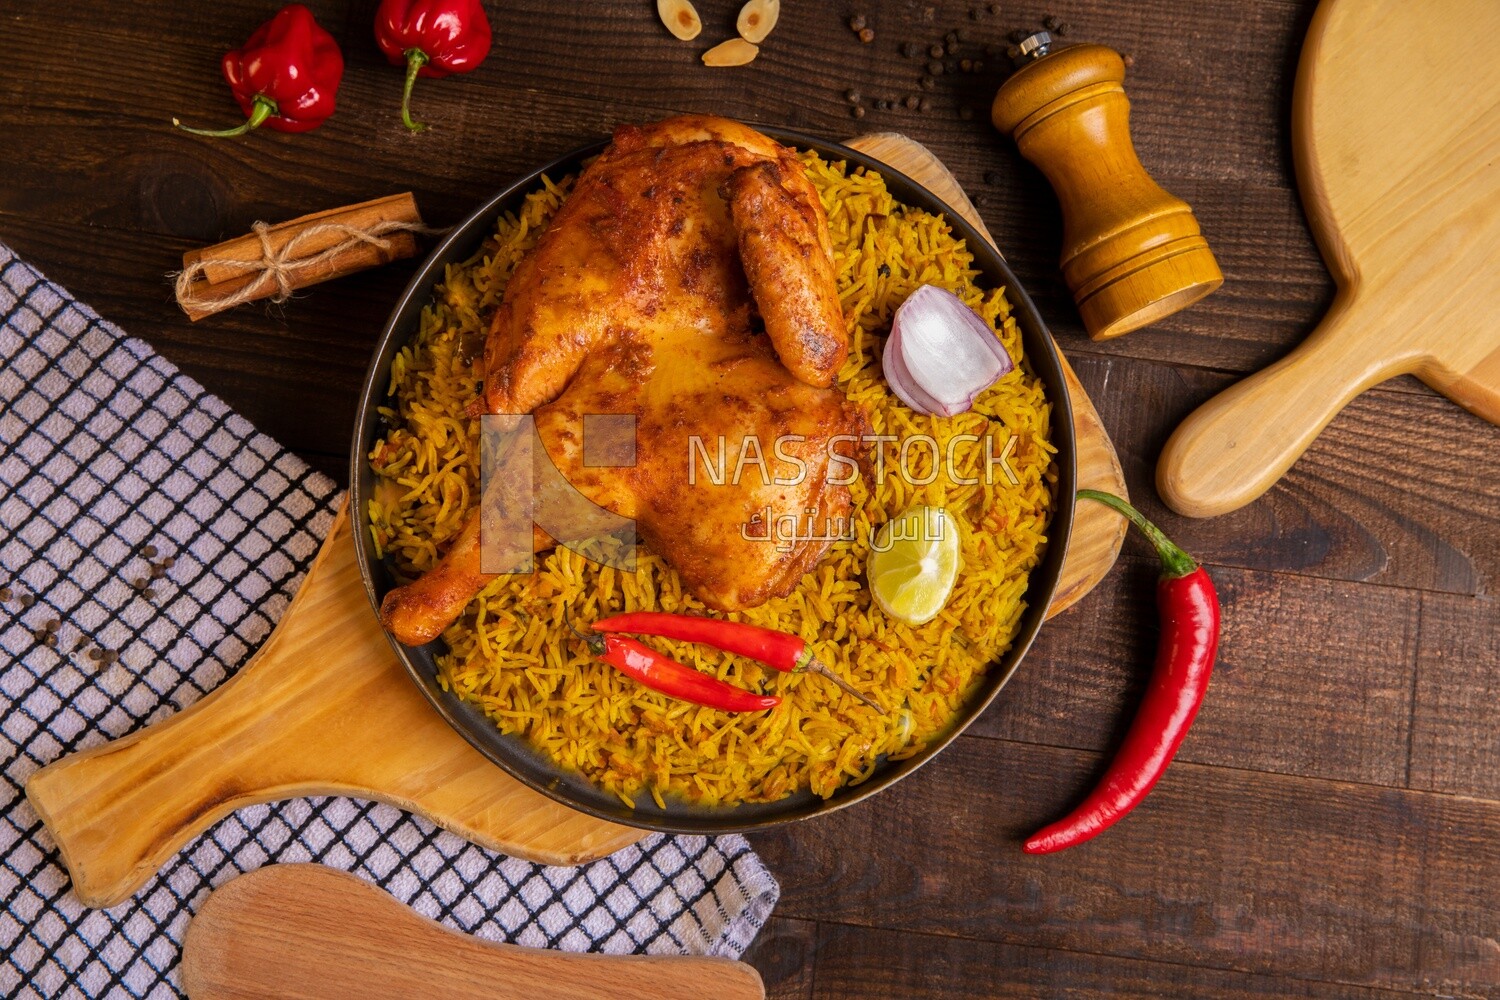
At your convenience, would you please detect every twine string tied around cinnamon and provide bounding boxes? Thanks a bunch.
[174,216,447,314]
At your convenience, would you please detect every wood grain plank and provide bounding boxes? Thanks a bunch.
[1408,591,1500,800]
[739,916,817,1000]
[974,553,1419,787]
[6,1,1498,997]
[809,922,1425,999]
[750,736,1500,997]
[1073,353,1500,597]
[0,0,1374,389]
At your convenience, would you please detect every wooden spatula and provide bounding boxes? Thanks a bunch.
[1157,0,1500,518]
[181,864,765,1000]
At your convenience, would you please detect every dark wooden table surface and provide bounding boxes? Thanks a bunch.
[4,1,1498,997]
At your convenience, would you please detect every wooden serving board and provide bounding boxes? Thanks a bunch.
[181,864,764,1000]
[1157,0,1500,517]
[26,135,1125,910]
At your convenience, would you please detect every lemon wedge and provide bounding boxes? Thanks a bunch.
[868,505,961,625]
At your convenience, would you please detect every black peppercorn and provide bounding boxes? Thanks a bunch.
[901,41,920,58]
[904,94,920,109]
[1043,14,1061,30]
[988,1,1001,12]
[919,97,932,112]
[960,58,973,72]
[851,105,866,118]
[920,75,936,90]
[1056,21,1070,35]
[850,14,867,31]
[929,43,945,58]
[984,169,1001,185]
[969,7,981,19]
[926,59,944,75]
[19,593,34,608]
[846,88,862,104]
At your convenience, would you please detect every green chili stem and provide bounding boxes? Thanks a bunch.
[174,94,278,138]
[1077,489,1199,579]
[401,48,431,133]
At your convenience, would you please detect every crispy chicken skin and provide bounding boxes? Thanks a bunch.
[381,115,861,646]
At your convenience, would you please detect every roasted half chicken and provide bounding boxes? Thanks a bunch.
[381,115,864,646]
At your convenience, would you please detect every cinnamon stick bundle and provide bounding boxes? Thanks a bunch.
[175,193,432,321]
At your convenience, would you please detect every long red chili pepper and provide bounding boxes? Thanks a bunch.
[1024,489,1220,854]
[574,628,779,713]
[174,4,344,138]
[375,0,493,133]
[593,612,883,712]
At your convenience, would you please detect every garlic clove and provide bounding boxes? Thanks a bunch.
[657,0,702,41]
[702,38,760,67]
[736,0,780,44]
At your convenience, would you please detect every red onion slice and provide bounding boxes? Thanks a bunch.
[882,284,1014,416]
[882,326,952,415]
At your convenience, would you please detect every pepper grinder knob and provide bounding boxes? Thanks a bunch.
[992,36,1222,340]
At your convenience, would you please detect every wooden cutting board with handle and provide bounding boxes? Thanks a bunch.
[180,864,765,1000]
[26,134,1126,910]
[1157,0,1500,517]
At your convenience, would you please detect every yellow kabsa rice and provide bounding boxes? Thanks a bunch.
[368,152,1056,809]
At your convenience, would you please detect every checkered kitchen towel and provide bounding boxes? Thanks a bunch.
[0,241,779,998]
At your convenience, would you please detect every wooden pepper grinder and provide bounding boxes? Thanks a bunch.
[991,32,1222,340]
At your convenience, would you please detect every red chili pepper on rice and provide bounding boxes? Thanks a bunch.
[592,612,883,712]
[572,627,779,714]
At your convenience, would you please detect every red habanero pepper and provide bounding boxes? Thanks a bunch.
[593,612,884,712]
[375,0,493,133]
[575,630,780,714]
[1024,490,1220,855]
[174,4,344,138]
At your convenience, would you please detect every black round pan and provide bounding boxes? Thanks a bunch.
[350,126,1076,834]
